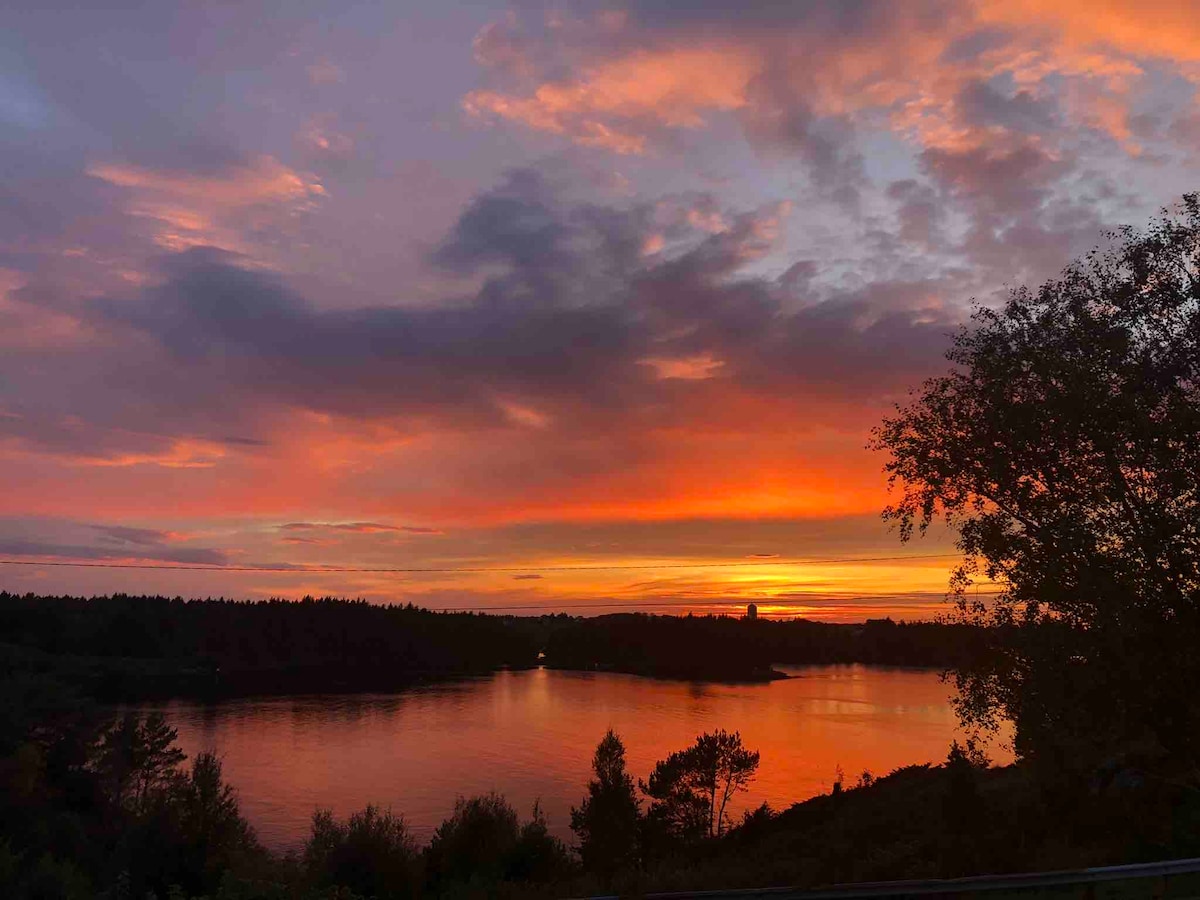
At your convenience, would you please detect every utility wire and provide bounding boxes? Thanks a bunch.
[429,591,1004,613]
[0,552,963,575]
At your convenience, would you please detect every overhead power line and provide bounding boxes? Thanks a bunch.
[0,552,963,575]
[428,591,1004,613]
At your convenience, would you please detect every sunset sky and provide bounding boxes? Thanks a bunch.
[4,0,1200,618]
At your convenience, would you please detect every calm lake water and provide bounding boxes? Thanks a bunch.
[139,665,1009,850]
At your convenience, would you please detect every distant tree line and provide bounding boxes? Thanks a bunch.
[544,612,980,680]
[0,592,977,700]
[0,593,550,698]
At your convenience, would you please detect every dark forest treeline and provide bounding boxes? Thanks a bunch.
[0,592,548,698]
[0,592,975,699]
[545,612,980,680]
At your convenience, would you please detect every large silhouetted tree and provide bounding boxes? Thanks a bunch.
[872,194,1200,774]
[571,729,641,876]
[642,730,760,842]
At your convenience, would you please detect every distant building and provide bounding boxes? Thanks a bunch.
[746,603,758,620]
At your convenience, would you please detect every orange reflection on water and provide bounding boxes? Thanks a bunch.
[147,665,1012,850]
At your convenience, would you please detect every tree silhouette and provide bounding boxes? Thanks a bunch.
[642,729,760,841]
[424,791,570,890]
[873,194,1200,773]
[94,712,186,811]
[304,805,419,900]
[426,792,520,886]
[570,729,640,876]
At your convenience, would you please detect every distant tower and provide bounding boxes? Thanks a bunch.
[746,602,758,621]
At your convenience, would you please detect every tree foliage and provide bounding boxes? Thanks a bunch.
[872,194,1200,771]
[0,680,264,899]
[641,729,760,842]
[94,712,187,811]
[425,792,571,892]
[570,729,640,876]
[304,805,420,899]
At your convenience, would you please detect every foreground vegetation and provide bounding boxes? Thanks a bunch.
[0,666,767,899]
[6,676,1200,900]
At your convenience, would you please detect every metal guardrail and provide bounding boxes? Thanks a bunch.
[582,856,1200,899]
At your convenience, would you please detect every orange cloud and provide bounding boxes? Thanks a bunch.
[978,0,1200,63]
[0,428,230,470]
[640,354,725,381]
[465,1,1200,159]
[78,438,229,469]
[464,45,758,153]
[88,156,325,256]
[0,398,882,527]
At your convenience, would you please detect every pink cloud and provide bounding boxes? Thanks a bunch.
[463,1,1200,161]
[87,156,325,257]
[464,44,758,154]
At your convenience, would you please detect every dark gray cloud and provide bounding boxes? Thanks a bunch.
[887,180,944,248]
[0,518,228,566]
[911,140,1119,289]
[586,0,958,36]
[3,168,964,463]
[0,539,227,567]
[921,142,1068,216]
[738,94,867,209]
[955,79,1060,136]
[91,525,179,546]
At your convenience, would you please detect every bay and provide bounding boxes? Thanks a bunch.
[136,664,1009,849]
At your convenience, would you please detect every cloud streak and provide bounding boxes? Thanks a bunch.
[281,522,443,535]
[88,156,325,256]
